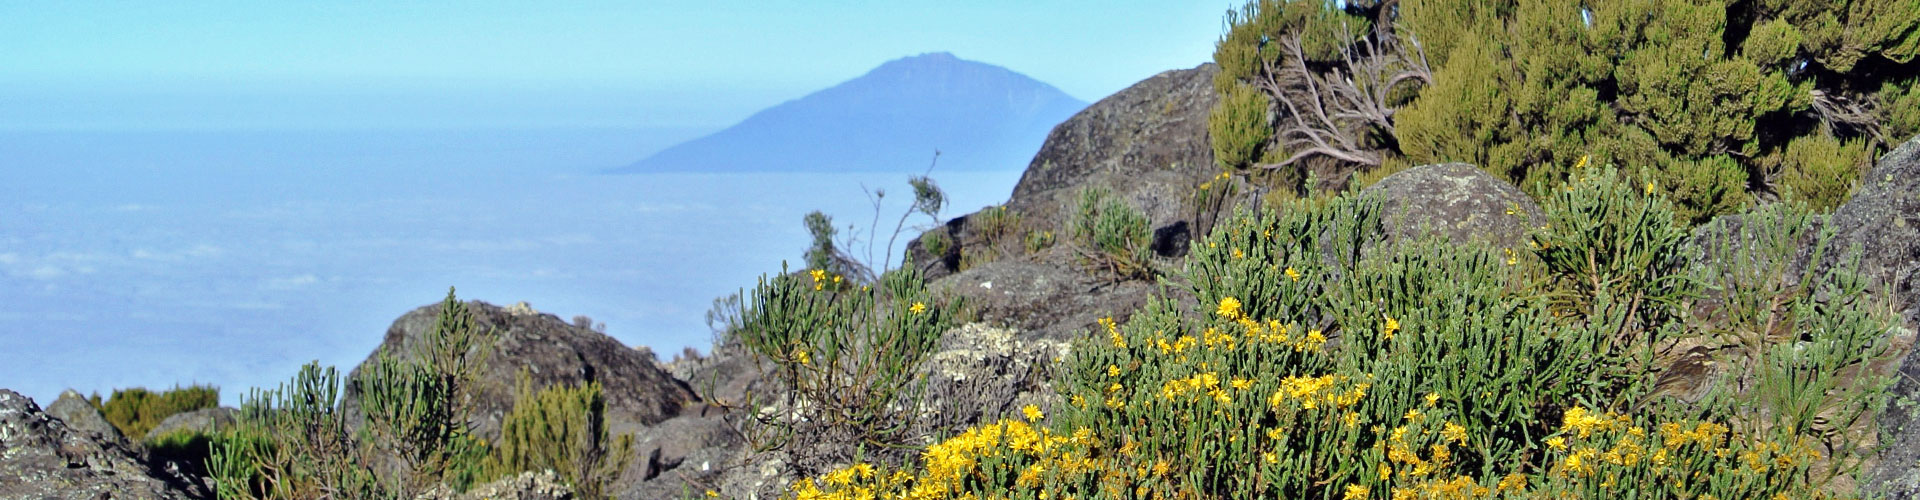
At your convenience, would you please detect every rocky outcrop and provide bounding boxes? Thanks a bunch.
[342,300,698,493]
[1358,162,1545,250]
[417,470,573,500]
[0,389,203,500]
[909,63,1222,281]
[44,389,125,446]
[934,254,1159,341]
[144,407,237,442]
[917,323,1070,434]
[1836,134,1920,498]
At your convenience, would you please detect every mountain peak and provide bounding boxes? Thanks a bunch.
[614,53,1088,173]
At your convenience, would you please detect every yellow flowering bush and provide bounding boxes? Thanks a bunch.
[777,156,1896,500]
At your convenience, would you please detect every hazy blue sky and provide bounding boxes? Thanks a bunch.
[1,2,1233,130]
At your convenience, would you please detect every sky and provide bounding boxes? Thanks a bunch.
[0,1,1235,130]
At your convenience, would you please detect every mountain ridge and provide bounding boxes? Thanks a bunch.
[611,52,1087,173]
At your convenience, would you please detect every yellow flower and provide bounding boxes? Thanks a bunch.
[1404,408,1423,422]
[1344,484,1370,500]
[1151,460,1169,476]
[1646,181,1656,195]
[1216,296,1243,320]
[1546,436,1566,449]
[1284,266,1302,282]
[1441,422,1468,444]
[705,490,719,498]
[1383,315,1400,340]
[1022,404,1044,422]
[1424,392,1439,407]
[1107,364,1121,377]
[792,347,811,366]
[1574,154,1590,170]
[909,301,928,314]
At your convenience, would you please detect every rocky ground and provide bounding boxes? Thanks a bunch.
[4,62,1919,499]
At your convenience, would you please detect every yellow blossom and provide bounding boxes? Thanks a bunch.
[1344,484,1370,500]
[1546,436,1566,449]
[1107,364,1120,377]
[1285,266,1303,282]
[1022,404,1044,422]
[1424,392,1438,407]
[1383,315,1400,340]
[1216,296,1243,319]
[909,301,928,314]
[1574,154,1590,170]
[792,347,811,366]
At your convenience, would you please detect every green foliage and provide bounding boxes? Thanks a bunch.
[1684,200,1897,487]
[1022,229,1055,255]
[87,383,219,440]
[1212,0,1920,223]
[1532,166,1695,347]
[733,259,963,472]
[781,184,1899,500]
[1068,186,1153,280]
[484,372,634,500]
[210,363,384,500]
[973,204,1021,245]
[1208,82,1273,171]
[1774,133,1872,210]
[917,229,953,264]
[803,210,844,275]
[351,287,495,494]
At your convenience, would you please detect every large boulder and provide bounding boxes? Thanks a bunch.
[143,407,237,442]
[933,253,1158,341]
[1837,135,1920,497]
[44,389,125,446]
[342,300,698,491]
[909,63,1222,281]
[0,389,204,500]
[1358,162,1545,250]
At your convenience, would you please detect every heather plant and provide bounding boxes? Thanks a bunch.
[87,383,219,440]
[732,260,963,473]
[1210,0,1920,223]
[1068,186,1153,280]
[484,371,634,500]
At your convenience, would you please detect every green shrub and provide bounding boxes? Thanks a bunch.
[484,372,634,500]
[1212,0,1920,222]
[1068,186,1153,279]
[1532,165,1695,343]
[1774,133,1872,211]
[732,260,963,473]
[917,229,952,265]
[974,204,1021,245]
[351,288,495,494]
[1022,229,1055,255]
[780,184,1898,500]
[88,384,219,440]
[210,363,384,500]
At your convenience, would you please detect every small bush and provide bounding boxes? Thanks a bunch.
[1068,186,1153,279]
[352,288,495,494]
[733,260,964,473]
[1531,164,1695,356]
[974,204,1021,245]
[917,229,953,264]
[1022,229,1055,255]
[88,384,219,440]
[484,371,634,500]
[210,363,384,500]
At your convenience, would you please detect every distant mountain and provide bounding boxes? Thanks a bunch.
[612,52,1087,173]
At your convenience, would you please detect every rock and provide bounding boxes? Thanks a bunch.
[1836,134,1920,498]
[0,389,203,500]
[1358,163,1545,250]
[143,407,237,442]
[342,300,698,492]
[933,252,1158,342]
[618,409,745,499]
[416,470,573,500]
[44,389,125,446]
[916,323,1070,435]
[909,63,1222,281]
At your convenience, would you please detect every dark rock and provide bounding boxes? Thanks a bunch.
[933,251,1158,342]
[618,408,745,499]
[1837,134,1920,498]
[0,389,203,500]
[909,63,1222,281]
[416,470,573,500]
[1151,221,1191,258]
[44,389,124,446]
[1358,163,1545,250]
[342,300,698,491]
[143,407,236,442]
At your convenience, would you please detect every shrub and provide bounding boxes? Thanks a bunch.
[732,260,963,473]
[779,183,1898,499]
[351,288,495,494]
[1022,229,1055,255]
[917,229,953,267]
[1212,0,1920,222]
[484,371,634,500]
[1068,186,1153,280]
[87,384,220,441]
[974,204,1021,245]
[210,362,384,500]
